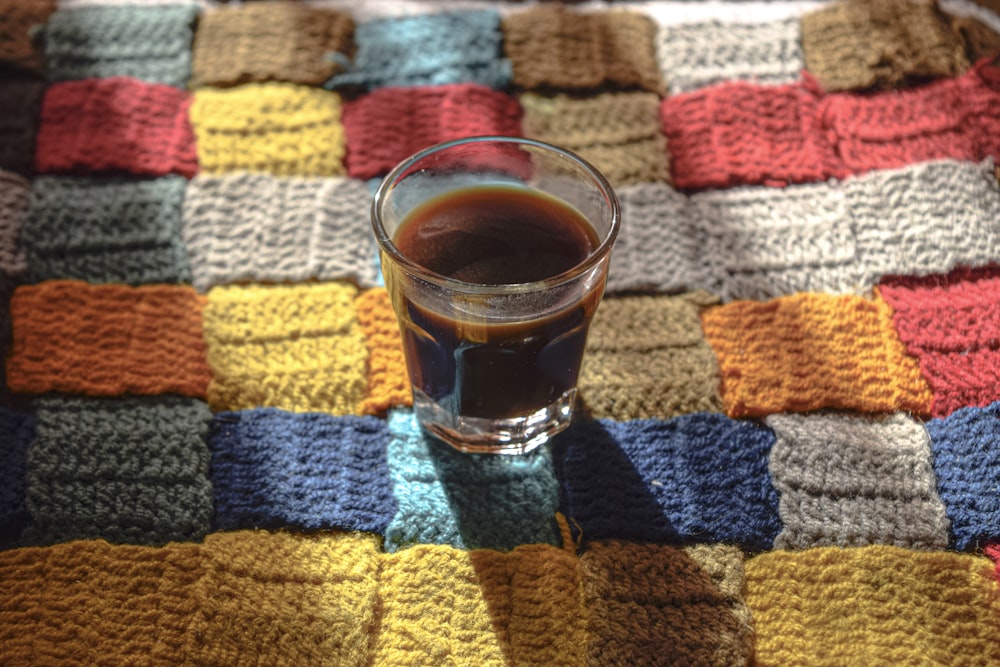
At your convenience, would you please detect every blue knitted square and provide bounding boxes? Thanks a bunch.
[209,409,396,534]
[0,406,35,547]
[926,400,1000,551]
[553,414,781,550]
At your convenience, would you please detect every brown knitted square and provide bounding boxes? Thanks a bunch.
[801,0,969,91]
[0,77,45,177]
[190,1,355,88]
[955,16,1000,62]
[502,6,663,93]
[0,0,55,75]
[520,91,669,187]
[578,293,723,421]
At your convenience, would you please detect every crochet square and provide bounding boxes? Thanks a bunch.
[23,396,213,547]
[502,6,663,93]
[580,541,753,666]
[6,281,211,397]
[0,78,46,177]
[520,91,669,187]
[202,282,368,414]
[340,83,523,180]
[327,9,510,91]
[33,78,198,178]
[0,170,30,277]
[878,265,1000,417]
[382,410,561,552]
[955,15,1000,62]
[188,83,345,177]
[0,407,34,547]
[926,401,1000,551]
[208,409,396,534]
[0,0,55,75]
[42,4,199,88]
[701,293,934,418]
[578,293,724,420]
[191,2,355,88]
[745,546,1000,665]
[180,173,377,292]
[554,415,781,549]
[355,288,411,415]
[800,0,969,92]
[656,18,804,94]
[765,412,950,550]
[24,175,191,285]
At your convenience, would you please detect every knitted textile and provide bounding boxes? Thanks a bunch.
[553,415,781,550]
[0,407,34,547]
[656,18,804,94]
[190,2,355,88]
[355,288,411,416]
[24,396,212,547]
[926,401,1000,551]
[340,83,523,180]
[955,14,1000,61]
[326,9,511,91]
[578,293,724,420]
[201,282,367,414]
[701,293,935,418]
[208,409,396,534]
[800,0,969,92]
[519,91,669,187]
[33,78,197,178]
[878,265,1000,417]
[188,83,345,176]
[180,173,377,292]
[766,412,950,550]
[24,175,191,285]
[42,4,198,88]
[745,546,1000,665]
[0,78,45,178]
[383,410,561,552]
[0,0,55,75]
[0,170,30,277]
[502,6,663,93]
[6,281,211,397]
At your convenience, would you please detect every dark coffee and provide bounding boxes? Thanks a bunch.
[391,185,602,419]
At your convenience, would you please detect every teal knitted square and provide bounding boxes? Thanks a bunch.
[43,4,199,88]
[24,175,191,286]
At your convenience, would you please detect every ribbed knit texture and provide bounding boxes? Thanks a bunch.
[201,282,367,414]
[578,293,724,420]
[0,407,34,547]
[553,415,781,550]
[766,411,950,550]
[383,409,561,552]
[656,18,804,93]
[878,265,1000,417]
[926,401,1000,551]
[340,83,523,180]
[34,78,198,178]
[188,83,345,177]
[42,4,198,88]
[0,0,56,75]
[0,170,30,277]
[0,78,46,178]
[6,280,211,397]
[327,9,511,91]
[191,2,355,88]
[745,546,1000,665]
[355,288,411,415]
[701,293,935,418]
[24,175,191,285]
[23,396,212,547]
[180,173,377,292]
[520,90,669,187]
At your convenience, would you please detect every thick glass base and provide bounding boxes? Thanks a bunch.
[412,388,577,455]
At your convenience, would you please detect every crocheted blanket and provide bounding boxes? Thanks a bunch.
[2,0,1000,664]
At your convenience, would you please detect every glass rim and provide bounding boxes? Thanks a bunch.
[371,135,621,295]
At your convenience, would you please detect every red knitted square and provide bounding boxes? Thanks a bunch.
[34,78,198,178]
[340,83,522,179]
[878,265,1000,418]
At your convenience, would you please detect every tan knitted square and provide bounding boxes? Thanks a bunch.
[520,91,669,187]
[190,1,354,88]
[955,16,1000,62]
[502,6,663,93]
[801,0,969,91]
[0,0,55,74]
[578,293,723,420]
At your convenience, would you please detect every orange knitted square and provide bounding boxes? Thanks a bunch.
[6,280,211,397]
[355,288,411,415]
[700,293,934,418]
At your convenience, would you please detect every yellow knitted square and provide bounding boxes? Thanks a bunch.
[745,546,1000,665]
[189,83,346,176]
[203,282,368,414]
[355,287,412,415]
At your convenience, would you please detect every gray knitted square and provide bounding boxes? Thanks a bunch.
[0,170,29,278]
